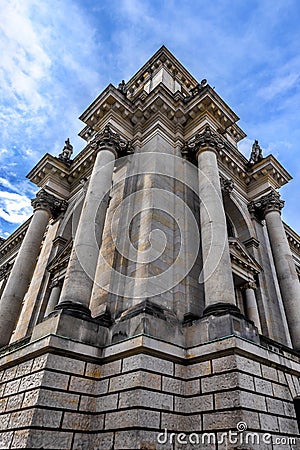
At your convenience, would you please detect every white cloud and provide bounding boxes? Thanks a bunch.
[0,191,32,224]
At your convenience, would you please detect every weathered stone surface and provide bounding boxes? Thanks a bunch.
[122,354,174,375]
[22,389,39,408]
[259,412,279,432]
[109,371,161,392]
[62,411,99,431]
[4,379,20,396]
[105,409,160,429]
[266,397,285,415]
[37,389,79,410]
[45,354,85,375]
[0,397,8,412]
[175,361,211,378]
[2,366,17,382]
[18,372,44,392]
[69,376,98,394]
[119,389,173,410]
[42,370,70,390]
[278,417,299,434]
[0,431,14,449]
[254,377,273,396]
[261,365,278,382]
[15,360,33,378]
[73,432,114,450]
[273,383,293,401]
[185,379,200,396]
[162,376,183,394]
[6,393,24,411]
[0,413,10,431]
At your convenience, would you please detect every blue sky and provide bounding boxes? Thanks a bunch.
[0,0,300,237]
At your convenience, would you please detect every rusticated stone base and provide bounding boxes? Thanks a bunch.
[0,333,299,449]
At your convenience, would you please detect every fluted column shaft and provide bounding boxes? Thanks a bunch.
[243,282,262,333]
[0,190,65,347]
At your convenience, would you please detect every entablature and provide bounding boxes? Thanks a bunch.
[246,155,292,199]
[284,222,300,257]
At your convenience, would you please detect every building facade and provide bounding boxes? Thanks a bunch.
[0,46,300,449]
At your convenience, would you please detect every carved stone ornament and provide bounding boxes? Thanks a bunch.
[90,125,133,158]
[242,281,257,291]
[31,189,68,219]
[248,140,263,167]
[248,190,284,219]
[220,176,234,195]
[182,125,224,163]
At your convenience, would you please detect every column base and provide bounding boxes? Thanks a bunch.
[203,302,241,317]
[54,301,92,319]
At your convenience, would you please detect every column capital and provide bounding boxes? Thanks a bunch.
[242,281,257,291]
[181,125,224,163]
[248,190,284,219]
[31,189,68,219]
[90,125,133,158]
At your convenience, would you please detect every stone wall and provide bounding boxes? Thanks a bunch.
[0,334,299,449]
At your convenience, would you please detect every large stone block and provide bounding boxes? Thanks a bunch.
[119,389,173,410]
[109,370,161,392]
[105,409,160,430]
[0,431,14,449]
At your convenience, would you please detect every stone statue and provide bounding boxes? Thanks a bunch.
[58,138,73,165]
[248,140,263,166]
[118,80,127,94]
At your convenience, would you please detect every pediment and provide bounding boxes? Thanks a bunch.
[229,237,262,276]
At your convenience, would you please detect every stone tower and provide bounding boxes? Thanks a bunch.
[0,46,300,449]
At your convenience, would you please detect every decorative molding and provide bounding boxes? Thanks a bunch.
[220,176,234,195]
[31,189,68,219]
[90,125,133,158]
[0,262,13,281]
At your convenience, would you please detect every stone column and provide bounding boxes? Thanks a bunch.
[44,279,63,317]
[183,125,237,314]
[250,191,300,349]
[242,281,262,333]
[56,126,133,316]
[0,190,66,347]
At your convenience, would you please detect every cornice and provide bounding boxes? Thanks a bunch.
[0,218,31,262]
